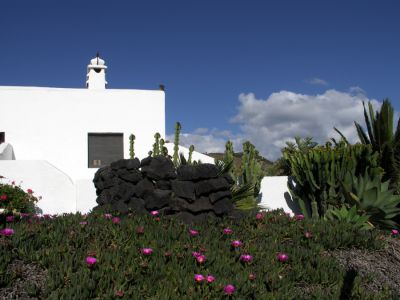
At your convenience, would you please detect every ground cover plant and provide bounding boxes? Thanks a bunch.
[1,209,400,299]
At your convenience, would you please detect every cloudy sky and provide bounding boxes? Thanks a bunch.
[1,1,399,160]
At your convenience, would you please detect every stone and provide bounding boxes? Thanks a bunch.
[135,178,155,198]
[144,189,172,210]
[111,201,130,214]
[174,196,213,213]
[177,164,219,181]
[155,180,171,190]
[209,190,232,204]
[171,180,196,202]
[117,169,142,184]
[213,198,234,216]
[126,197,147,214]
[140,156,152,167]
[96,190,112,205]
[195,177,231,196]
[141,155,177,180]
[223,173,235,185]
[173,211,216,224]
[110,183,137,204]
[110,158,140,170]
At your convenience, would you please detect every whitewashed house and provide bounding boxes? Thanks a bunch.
[0,55,294,216]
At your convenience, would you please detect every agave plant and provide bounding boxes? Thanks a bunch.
[323,205,374,231]
[335,99,400,193]
[340,170,400,229]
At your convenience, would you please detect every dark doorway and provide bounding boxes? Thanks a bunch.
[0,132,4,144]
[88,133,123,168]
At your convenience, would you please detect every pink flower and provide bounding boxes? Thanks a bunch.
[196,255,206,264]
[11,181,15,185]
[277,252,289,262]
[192,251,201,258]
[150,210,159,216]
[43,214,51,219]
[240,254,253,263]
[231,240,242,248]
[20,213,30,219]
[79,221,88,226]
[141,248,153,255]
[207,275,215,283]
[255,212,264,220]
[164,251,172,257]
[104,213,112,219]
[6,216,14,222]
[189,229,199,236]
[223,228,233,235]
[392,229,399,235]
[304,231,313,238]
[248,273,256,281]
[27,189,33,194]
[112,217,121,224]
[224,284,235,295]
[115,290,124,297]
[136,226,145,234]
[0,228,14,236]
[86,256,97,266]
[194,274,205,282]
[295,214,304,220]
[0,195,7,201]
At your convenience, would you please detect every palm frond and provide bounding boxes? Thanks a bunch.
[354,122,370,144]
[333,127,350,145]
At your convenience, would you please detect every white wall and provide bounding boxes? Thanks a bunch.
[0,143,15,160]
[258,176,300,216]
[164,143,216,164]
[0,86,165,182]
[0,160,76,214]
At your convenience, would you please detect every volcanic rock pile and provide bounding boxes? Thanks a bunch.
[92,155,237,223]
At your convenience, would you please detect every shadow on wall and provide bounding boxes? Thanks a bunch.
[0,143,16,160]
[284,191,302,215]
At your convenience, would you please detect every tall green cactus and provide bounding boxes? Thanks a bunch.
[188,145,194,164]
[240,141,263,196]
[129,134,135,159]
[152,133,161,156]
[285,143,382,219]
[173,122,181,167]
[223,140,236,178]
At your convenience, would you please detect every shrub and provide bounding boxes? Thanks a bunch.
[0,182,39,214]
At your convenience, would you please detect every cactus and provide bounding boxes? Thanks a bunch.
[223,140,236,178]
[129,134,135,159]
[240,141,263,196]
[173,122,181,167]
[160,138,165,156]
[152,133,161,156]
[285,143,382,219]
[188,145,194,164]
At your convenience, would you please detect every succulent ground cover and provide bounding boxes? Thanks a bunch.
[1,210,400,299]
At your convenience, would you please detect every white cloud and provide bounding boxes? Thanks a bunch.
[308,78,328,86]
[168,89,390,162]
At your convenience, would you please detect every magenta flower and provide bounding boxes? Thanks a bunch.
[115,290,124,297]
[277,252,289,262]
[150,210,159,216]
[0,195,7,201]
[86,256,97,266]
[392,229,399,236]
[27,189,33,194]
[223,228,233,235]
[231,240,242,248]
[20,213,30,219]
[112,217,121,224]
[0,228,14,236]
[255,212,264,220]
[104,213,112,219]
[295,214,304,220]
[207,275,215,283]
[6,216,14,222]
[224,284,235,295]
[43,214,51,219]
[189,229,199,236]
[240,254,253,263]
[192,251,201,258]
[142,248,153,255]
[304,231,313,238]
[79,221,88,226]
[194,274,205,282]
[196,255,206,264]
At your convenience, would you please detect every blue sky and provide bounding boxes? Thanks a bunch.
[1,1,399,160]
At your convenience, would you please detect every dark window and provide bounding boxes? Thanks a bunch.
[0,132,4,144]
[88,133,123,168]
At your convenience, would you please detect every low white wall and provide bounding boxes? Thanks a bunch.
[75,179,97,214]
[0,143,15,160]
[0,160,76,214]
[258,176,301,216]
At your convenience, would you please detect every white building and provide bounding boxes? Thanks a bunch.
[0,55,167,214]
